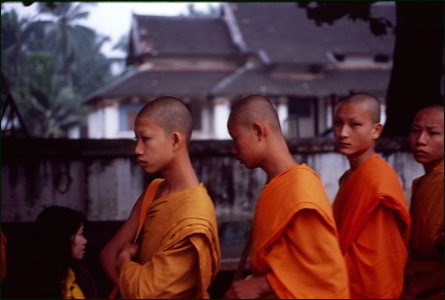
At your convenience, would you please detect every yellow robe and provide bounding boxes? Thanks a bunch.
[333,154,411,299]
[119,179,221,299]
[251,165,350,299]
[407,159,444,298]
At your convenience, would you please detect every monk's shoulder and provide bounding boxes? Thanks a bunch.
[175,185,216,216]
[287,165,326,192]
[360,156,400,186]
[277,165,331,207]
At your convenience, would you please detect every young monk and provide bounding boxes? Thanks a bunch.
[401,105,444,299]
[332,92,411,299]
[224,94,349,299]
[100,96,220,299]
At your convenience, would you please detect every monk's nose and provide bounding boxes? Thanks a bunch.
[135,141,143,156]
[416,131,427,145]
[339,125,349,137]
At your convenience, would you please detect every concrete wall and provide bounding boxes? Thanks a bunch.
[1,138,423,223]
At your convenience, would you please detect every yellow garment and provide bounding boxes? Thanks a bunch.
[250,165,350,299]
[407,159,444,298]
[119,180,221,299]
[65,268,85,299]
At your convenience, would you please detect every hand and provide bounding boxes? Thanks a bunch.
[116,243,140,271]
[121,243,140,259]
[224,276,273,299]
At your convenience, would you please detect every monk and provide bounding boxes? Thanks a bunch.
[224,95,349,299]
[100,96,220,299]
[401,106,444,299]
[1,230,6,282]
[332,92,411,299]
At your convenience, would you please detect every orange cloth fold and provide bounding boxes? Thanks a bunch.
[251,164,350,299]
[119,179,220,299]
[333,154,411,299]
[407,159,444,297]
[1,230,6,282]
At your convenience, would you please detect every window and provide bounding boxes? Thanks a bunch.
[119,103,144,131]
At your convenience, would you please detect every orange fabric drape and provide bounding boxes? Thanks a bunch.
[251,165,350,299]
[119,180,220,299]
[333,154,411,299]
[1,230,6,282]
[407,159,444,298]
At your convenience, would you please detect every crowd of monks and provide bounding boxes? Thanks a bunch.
[1,94,443,299]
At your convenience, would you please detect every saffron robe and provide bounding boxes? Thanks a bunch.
[251,165,350,299]
[333,154,411,299]
[1,230,6,282]
[407,159,444,298]
[119,179,221,299]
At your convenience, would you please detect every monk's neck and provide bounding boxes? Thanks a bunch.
[347,148,376,173]
[262,144,297,183]
[423,158,444,174]
[160,154,199,195]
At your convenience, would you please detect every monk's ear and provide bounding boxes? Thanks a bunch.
[171,131,183,151]
[252,122,265,140]
[372,123,383,140]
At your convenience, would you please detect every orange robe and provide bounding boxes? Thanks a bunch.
[251,164,350,299]
[119,179,221,299]
[407,159,444,298]
[333,154,411,299]
[1,230,6,282]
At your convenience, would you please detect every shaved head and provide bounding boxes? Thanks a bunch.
[415,105,444,120]
[229,94,282,133]
[137,96,193,143]
[338,92,381,124]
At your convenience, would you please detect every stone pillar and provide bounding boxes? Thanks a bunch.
[213,97,231,140]
[87,107,97,138]
[103,102,119,139]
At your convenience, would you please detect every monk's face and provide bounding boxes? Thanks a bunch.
[134,116,174,174]
[334,102,381,157]
[410,109,444,168]
[228,119,262,169]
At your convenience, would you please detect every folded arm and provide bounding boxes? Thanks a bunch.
[119,234,210,299]
[100,193,143,286]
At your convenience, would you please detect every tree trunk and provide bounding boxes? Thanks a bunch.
[383,2,444,137]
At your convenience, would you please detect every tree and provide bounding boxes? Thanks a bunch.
[36,2,96,87]
[184,3,220,17]
[1,6,116,137]
[298,1,444,137]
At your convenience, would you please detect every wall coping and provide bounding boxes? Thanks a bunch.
[1,137,412,158]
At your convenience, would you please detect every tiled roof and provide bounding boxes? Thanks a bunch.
[214,68,391,97]
[86,69,232,104]
[129,14,240,58]
[230,3,395,64]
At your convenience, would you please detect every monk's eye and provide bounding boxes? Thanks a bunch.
[410,128,419,134]
[429,131,440,136]
[351,123,361,127]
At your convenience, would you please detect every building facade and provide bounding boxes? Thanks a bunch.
[86,3,395,140]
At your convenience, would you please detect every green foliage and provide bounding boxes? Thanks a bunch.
[297,2,393,37]
[1,5,116,138]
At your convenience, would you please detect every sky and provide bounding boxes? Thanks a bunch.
[2,2,220,58]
